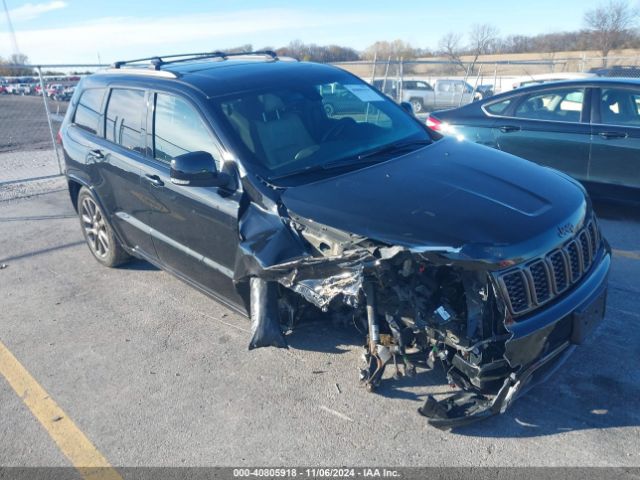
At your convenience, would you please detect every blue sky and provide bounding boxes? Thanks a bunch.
[0,0,631,64]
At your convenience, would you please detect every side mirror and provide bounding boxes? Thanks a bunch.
[170,151,230,188]
[400,101,414,116]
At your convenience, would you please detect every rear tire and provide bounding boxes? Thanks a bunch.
[77,187,130,267]
[410,98,424,113]
[323,103,335,116]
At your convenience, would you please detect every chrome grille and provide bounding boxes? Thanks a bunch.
[527,260,551,303]
[501,270,530,314]
[548,250,568,293]
[566,240,581,282]
[579,230,592,269]
[588,221,599,258]
[497,219,601,316]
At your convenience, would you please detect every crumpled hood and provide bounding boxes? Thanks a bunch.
[281,137,588,262]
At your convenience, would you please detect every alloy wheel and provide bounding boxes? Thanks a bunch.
[81,197,110,258]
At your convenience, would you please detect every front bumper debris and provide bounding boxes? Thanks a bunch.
[419,341,574,429]
[234,198,611,428]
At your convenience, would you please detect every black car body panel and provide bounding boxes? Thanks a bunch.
[281,138,587,258]
[60,55,611,429]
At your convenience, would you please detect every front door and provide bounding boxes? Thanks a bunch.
[139,91,244,308]
[492,86,592,182]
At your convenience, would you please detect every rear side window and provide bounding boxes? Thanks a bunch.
[485,98,512,115]
[73,88,106,134]
[105,88,145,151]
[153,93,221,164]
[514,88,584,123]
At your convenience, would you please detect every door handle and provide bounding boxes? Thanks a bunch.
[88,149,104,160]
[498,125,521,133]
[144,174,164,187]
[598,131,628,140]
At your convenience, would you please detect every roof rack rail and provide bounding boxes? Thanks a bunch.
[111,50,282,70]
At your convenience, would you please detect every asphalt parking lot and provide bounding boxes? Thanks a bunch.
[0,188,639,472]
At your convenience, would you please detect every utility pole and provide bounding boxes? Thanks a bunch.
[2,0,21,55]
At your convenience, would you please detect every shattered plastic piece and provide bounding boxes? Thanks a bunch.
[376,344,392,364]
[248,277,288,350]
[435,305,451,323]
[418,391,496,429]
[0,263,7,269]
[288,269,363,310]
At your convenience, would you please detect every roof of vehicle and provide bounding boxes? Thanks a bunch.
[85,53,347,98]
[487,77,640,102]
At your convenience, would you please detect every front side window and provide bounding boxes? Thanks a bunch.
[105,88,145,151]
[404,81,431,91]
[214,72,431,181]
[514,88,584,122]
[154,94,221,164]
[599,88,640,126]
[73,88,106,134]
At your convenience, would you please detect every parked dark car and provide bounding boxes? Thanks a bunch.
[426,78,640,204]
[589,65,640,78]
[60,52,610,429]
[475,84,494,98]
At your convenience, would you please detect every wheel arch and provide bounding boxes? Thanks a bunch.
[67,174,105,214]
[68,175,132,253]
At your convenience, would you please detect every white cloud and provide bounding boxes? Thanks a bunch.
[0,8,388,64]
[8,1,67,21]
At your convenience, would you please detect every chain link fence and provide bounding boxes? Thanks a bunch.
[337,55,640,111]
[0,64,101,200]
[2,55,640,201]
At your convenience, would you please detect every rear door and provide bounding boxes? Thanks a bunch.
[589,86,640,191]
[88,87,156,256]
[491,86,592,182]
[139,90,244,307]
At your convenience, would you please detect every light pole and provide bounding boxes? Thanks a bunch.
[2,0,20,55]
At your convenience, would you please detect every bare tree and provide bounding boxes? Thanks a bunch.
[362,39,420,60]
[584,0,638,65]
[0,53,32,76]
[276,40,360,62]
[438,32,466,73]
[467,24,499,72]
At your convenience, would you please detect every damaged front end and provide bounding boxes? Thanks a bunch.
[236,196,610,430]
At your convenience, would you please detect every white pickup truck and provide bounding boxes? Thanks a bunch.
[373,79,482,112]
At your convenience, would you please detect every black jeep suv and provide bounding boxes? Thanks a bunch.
[60,51,610,428]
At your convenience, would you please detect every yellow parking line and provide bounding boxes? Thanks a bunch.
[612,248,640,261]
[0,340,122,480]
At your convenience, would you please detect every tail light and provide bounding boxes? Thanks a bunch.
[56,130,62,145]
[426,115,442,131]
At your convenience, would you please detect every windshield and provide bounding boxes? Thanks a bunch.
[210,69,432,181]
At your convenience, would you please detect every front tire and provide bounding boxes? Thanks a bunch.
[77,187,130,267]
